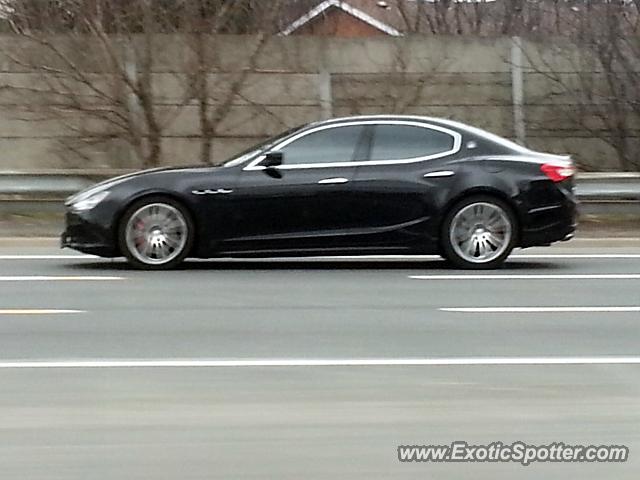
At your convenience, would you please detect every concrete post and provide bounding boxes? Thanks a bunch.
[124,44,144,164]
[318,70,333,120]
[511,36,526,145]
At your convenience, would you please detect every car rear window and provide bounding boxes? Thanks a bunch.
[370,124,455,161]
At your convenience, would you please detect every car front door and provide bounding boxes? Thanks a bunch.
[221,124,369,253]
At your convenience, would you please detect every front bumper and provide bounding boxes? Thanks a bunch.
[61,210,119,257]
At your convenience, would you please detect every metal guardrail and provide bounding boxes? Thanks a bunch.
[0,170,133,197]
[0,170,132,213]
[0,170,639,215]
[573,173,640,215]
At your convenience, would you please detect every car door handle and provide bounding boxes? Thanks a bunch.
[423,171,455,178]
[318,177,349,185]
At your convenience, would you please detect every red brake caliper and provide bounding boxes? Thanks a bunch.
[134,220,146,248]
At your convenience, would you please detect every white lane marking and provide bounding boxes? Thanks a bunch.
[0,309,84,315]
[571,238,640,242]
[410,274,640,280]
[441,306,640,313]
[0,255,99,260]
[515,254,640,259]
[1,254,640,260]
[0,276,124,281]
[0,357,639,368]
[299,254,640,260]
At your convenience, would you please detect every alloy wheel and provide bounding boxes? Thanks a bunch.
[449,201,512,264]
[124,202,189,266]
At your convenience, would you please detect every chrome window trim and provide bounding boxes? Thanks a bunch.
[242,120,462,171]
[315,115,533,155]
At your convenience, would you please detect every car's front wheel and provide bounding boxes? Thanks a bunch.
[119,197,193,270]
[441,195,516,269]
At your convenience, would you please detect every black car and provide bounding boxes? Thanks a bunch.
[62,115,577,270]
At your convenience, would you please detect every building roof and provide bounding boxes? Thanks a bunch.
[280,0,402,36]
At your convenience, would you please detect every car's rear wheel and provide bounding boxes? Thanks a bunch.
[441,195,516,269]
[119,197,193,270]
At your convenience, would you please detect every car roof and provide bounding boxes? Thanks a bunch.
[305,115,533,156]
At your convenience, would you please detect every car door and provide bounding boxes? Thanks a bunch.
[349,122,461,249]
[221,123,369,253]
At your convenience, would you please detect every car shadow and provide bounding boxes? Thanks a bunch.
[64,258,564,272]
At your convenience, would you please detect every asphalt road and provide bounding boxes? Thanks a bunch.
[0,237,639,479]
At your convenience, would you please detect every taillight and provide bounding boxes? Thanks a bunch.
[541,162,575,182]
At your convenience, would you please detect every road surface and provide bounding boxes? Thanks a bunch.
[0,237,638,479]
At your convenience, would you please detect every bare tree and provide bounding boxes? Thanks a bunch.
[392,0,640,171]
[178,0,284,164]
[332,37,453,119]
[0,0,277,168]
[522,1,640,171]
[0,0,164,167]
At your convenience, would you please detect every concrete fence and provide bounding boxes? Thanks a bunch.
[0,35,638,171]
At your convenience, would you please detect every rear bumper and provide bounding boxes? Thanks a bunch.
[520,218,577,247]
[61,211,119,257]
[519,197,578,248]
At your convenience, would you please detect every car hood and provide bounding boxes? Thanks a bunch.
[65,165,214,205]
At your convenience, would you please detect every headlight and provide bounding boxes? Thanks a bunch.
[70,190,110,211]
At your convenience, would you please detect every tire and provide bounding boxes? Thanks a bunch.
[441,195,517,270]
[118,196,194,270]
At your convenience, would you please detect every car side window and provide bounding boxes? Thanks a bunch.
[369,124,455,161]
[276,125,366,165]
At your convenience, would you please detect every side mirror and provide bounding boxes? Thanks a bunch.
[263,151,283,168]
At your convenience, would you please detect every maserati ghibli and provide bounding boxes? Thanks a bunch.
[62,116,577,269]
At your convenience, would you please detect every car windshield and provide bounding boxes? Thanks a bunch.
[222,125,305,167]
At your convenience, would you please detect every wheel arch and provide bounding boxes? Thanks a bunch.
[114,190,198,257]
[439,187,522,246]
